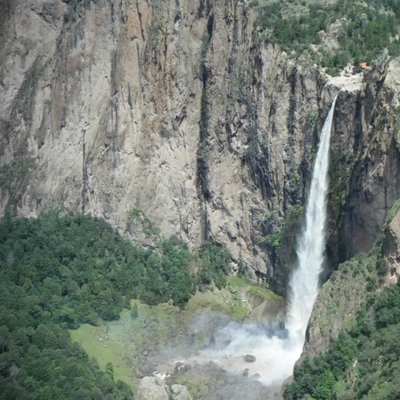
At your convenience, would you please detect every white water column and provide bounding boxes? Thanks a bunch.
[192,97,338,388]
[286,95,338,347]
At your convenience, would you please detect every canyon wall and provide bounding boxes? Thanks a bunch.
[1,0,399,297]
[305,60,400,356]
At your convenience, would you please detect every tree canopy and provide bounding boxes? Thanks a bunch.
[0,212,230,399]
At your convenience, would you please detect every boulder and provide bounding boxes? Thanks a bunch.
[171,384,193,400]
[244,354,256,362]
[137,377,168,400]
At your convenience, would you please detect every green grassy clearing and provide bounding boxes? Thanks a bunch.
[70,279,284,391]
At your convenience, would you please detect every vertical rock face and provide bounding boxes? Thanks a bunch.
[0,0,325,289]
[1,0,399,294]
[303,61,400,357]
[339,62,400,258]
[324,61,400,268]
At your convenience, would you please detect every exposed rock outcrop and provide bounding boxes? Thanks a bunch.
[293,57,400,358]
[137,376,169,400]
[384,208,400,284]
[337,61,400,261]
[1,0,399,298]
[171,384,193,400]
[0,0,325,292]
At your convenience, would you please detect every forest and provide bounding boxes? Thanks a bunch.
[284,253,400,399]
[255,0,400,74]
[0,212,229,399]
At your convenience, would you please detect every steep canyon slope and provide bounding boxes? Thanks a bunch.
[1,0,400,298]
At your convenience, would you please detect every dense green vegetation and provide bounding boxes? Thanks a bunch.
[197,241,230,289]
[260,205,303,249]
[255,0,400,74]
[0,212,230,399]
[284,267,400,399]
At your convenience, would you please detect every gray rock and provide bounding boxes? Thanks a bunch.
[171,384,193,400]
[244,354,256,363]
[0,0,326,293]
[137,377,168,400]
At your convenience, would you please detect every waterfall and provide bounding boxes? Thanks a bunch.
[190,97,338,389]
[286,95,337,348]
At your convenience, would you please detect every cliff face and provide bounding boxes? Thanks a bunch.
[0,0,321,289]
[1,0,399,298]
[305,61,400,356]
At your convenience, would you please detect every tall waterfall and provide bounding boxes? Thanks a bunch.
[192,97,338,389]
[286,95,337,349]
